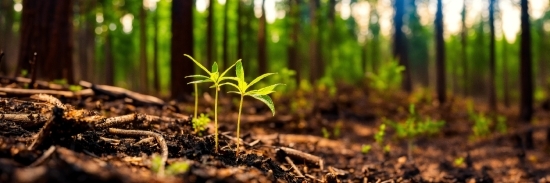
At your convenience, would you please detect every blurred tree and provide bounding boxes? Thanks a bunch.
[17,0,74,83]
[368,0,380,72]
[435,0,445,104]
[393,0,412,92]
[223,0,229,68]
[258,0,267,75]
[519,0,533,149]
[488,0,496,111]
[407,0,429,87]
[171,0,194,100]
[461,0,468,96]
[206,0,215,67]
[153,1,160,93]
[77,0,96,82]
[501,33,510,107]
[101,0,114,85]
[0,0,15,75]
[309,0,321,82]
[287,0,301,83]
[237,0,243,61]
[139,0,149,93]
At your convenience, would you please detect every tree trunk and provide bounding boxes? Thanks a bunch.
[85,0,96,83]
[502,36,510,107]
[206,0,215,67]
[519,0,533,149]
[139,1,149,93]
[237,1,243,61]
[18,0,74,83]
[171,0,195,100]
[258,0,267,75]
[153,2,160,93]
[287,0,300,84]
[461,0,468,96]
[0,0,15,75]
[309,0,319,83]
[223,0,229,69]
[104,31,114,85]
[393,0,412,92]
[488,0,497,111]
[435,0,446,104]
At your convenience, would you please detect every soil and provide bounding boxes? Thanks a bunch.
[0,80,549,183]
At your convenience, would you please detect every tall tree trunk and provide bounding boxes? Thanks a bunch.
[287,0,300,84]
[488,0,497,111]
[18,0,74,83]
[461,0,468,96]
[309,0,319,82]
[139,1,149,93]
[519,0,533,149]
[223,0,229,68]
[104,31,114,85]
[237,0,243,61]
[153,2,160,93]
[85,0,96,82]
[435,0,446,104]
[0,0,15,75]
[206,0,215,67]
[502,36,510,107]
[393,0,412,92]
[171,0,195,100]
[258,0,267,75]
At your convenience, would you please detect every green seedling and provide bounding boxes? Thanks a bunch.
[496,115,507,134]
[221,61,282,155]
[69,85,82,92]
[151,154,190,176]
[361,144,372,154]
[387,104,445,161]
[184,54,239,152]
[192,113,210,135]
[454,157,465,167]
[375,124,386,147]
[366,57,405,93]
[469,112,491,140]
[322,127,331,139]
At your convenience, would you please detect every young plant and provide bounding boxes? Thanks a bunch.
[184,54,239,152]
[151,154,190,176]
[192,113,211,135]
[322,127,331,139]
[221,61,282,155]
[361,144,372,154]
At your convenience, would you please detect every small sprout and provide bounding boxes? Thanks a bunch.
[361,144,372,154]
[192,113,210,135]
[69,85,82,92]
[322,127,330,139]
[165,161,190,176]
[470,112,491,140]
[185,54,239,152]
[375,124,386,146]
[151,154,163,174]
[454,157,464,167]
[383,144,391,153]
[221,61,283,155]
[21,69,28,77]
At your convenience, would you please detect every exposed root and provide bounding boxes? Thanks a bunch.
[108,128,168,176]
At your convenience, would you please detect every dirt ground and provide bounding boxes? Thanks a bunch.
[0,80,549,183]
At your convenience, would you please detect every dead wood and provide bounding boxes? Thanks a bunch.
[0,77,66,90]
[0,87,93,98]
[285,156,303,177]
[80,80,165,106]
[277,146,324,170]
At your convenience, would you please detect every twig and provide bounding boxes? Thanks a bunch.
[108,128,168,176]
[134,137,155,146]
[30,94,67,109]
[285,156,303,177]
[0,88,94,98]
[29,52,37,89]
[0,113,49,126]
[80,80,165,106]
[28,146,56,167]
[277,147,324,170]
[96,113,147,128]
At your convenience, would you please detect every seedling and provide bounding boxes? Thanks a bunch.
[192,113,210,135]
[366,58,404,93]
[469,111,491,140]
[322,127,330,139]
[151,154,190,176]
[453,157,465,167]
[361,144,372,154]
[184,54,239,152]
[221,61,282,155]
[387,104,445,161]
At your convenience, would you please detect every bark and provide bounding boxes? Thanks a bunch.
[206,0,215,67]
[287,0,300,83]
[519,0,533,149]
[139,1,149,93]
[461,0,468,96]
[171,0,194,100]
[223,0,229,68]
[153,2,160,93]
[488,0,497,111]
[435,0,446,104]
[18,0,74,83]
[393,0,412,92]
[258,0,267,75]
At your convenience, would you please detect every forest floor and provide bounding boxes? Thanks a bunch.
[0,79,549,183]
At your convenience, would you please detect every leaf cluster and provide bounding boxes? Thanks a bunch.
[366,58,405,92]
[387,104,445,140]
[192,113,210,134]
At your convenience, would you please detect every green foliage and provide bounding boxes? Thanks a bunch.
[222,61,282,154]
[151,154,190,176]
[469,111,492,140]
[265,67,296,93]
[454,157,465,167]
[333,121,342,138]
[69,85,83,92]
[321,127,330,139]
[52,79,68,85]
[20,69,28,77]
[185,54,239,152]
[387,104,446,140]
[375,124,386,146]
[361,144,372,154]
[366,58,405,92]
[192,113,210,135]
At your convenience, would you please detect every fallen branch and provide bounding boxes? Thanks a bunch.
[0,87,93,98]
[285,156,304,177]
[80,80,164,106]
[108,128,168,176]
[277,147,324,170]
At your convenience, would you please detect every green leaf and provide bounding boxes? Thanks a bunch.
[247,73,277,89]
[185,75,210,79]
[165,162,190,176]
[184,54,210,74]
[188,79,213,84]
[220,59,241,78]
[219,82,241,93]
[236,61,245,82]
[250,94,276,116]
[212,62,218,73]
[253,83,284,95]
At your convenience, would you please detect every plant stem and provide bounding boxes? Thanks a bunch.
[214,87,219,152]
[194,84,198,118]
[236,94,244,155]
[407,139,413,162]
